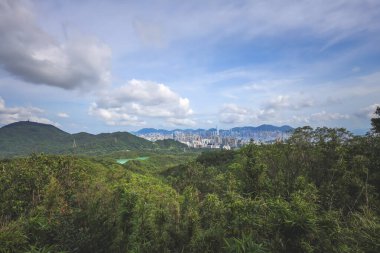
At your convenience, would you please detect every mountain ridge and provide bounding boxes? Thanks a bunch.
[0,121,185,157]
[134,124,294,135]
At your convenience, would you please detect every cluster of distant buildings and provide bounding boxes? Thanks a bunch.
[172,130,239,150]
[136,127,292,149]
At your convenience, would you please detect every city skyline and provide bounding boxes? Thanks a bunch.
[1,0,380,134]
[135,125,294,149]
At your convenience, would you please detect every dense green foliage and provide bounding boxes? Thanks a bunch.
[1,126,379,252]
[154,139,188,150]
[0,121,188,158]
[0,121,71,156]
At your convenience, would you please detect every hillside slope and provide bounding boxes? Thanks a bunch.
[0,121,164,157]
[0,121,71,156]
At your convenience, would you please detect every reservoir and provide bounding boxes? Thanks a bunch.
[116,156,149,164]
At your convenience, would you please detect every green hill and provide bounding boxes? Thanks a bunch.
[70,131,153,155]
[0,121,71,156]
[0,121,180,157]
[154,139,188,149]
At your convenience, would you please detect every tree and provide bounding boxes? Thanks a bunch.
[371,106,380,134]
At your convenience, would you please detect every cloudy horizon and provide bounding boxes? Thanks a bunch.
[1,0,379,134]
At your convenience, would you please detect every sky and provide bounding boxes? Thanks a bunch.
[0,0,380,134]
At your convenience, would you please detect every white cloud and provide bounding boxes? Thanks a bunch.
[57,112,69,118]
[89,79,194,126]
[355,104,380,119]
[0,97,58,126]
[265,94,314,110]
[219,103,275,124]
[220,99,351,127]
[88,105,146,126]
[219,104,250,124]
[291,111,350,124]
[167,118,196,127]
[310,111,350,122]
[218,93,315,125]
[0,0,111,90]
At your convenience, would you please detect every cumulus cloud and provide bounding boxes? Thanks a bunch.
[219,103,275,124]
[0,97,58,126]
[88,105,146,126]
[89,79,194,126]
[219,93,316,125]
[355,104,380,119]
[0,0,111,90]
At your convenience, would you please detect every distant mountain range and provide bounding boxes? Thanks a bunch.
[0,121,187,157]
[134,124,294,136]
[0,121,295,157]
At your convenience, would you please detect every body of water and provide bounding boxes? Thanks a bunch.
[116,156,149,164]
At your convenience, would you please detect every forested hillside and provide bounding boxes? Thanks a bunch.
[1,124,379,252]
[0,121,186,157]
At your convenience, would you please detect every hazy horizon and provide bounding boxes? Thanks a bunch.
[1,120,369,136]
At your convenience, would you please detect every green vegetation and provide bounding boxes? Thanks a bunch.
[1,110,379,252]
[0,121,189,158]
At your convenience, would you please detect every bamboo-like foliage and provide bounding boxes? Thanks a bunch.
[1,110,380,252]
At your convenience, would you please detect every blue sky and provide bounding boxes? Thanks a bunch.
[0,0,379,133]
